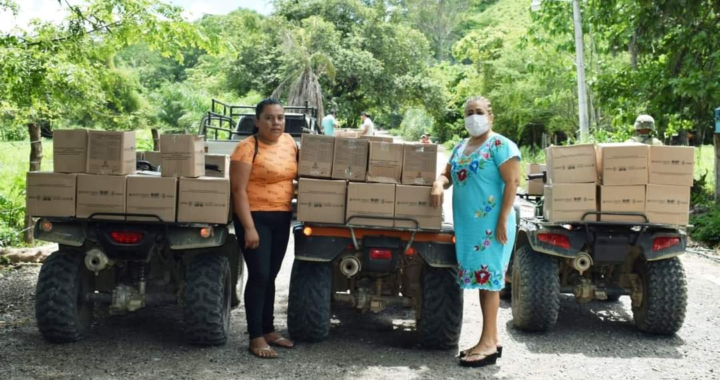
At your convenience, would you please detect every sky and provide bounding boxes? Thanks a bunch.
[0,0,274,32]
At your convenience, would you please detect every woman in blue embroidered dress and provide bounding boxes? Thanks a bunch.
[431,96,521,367]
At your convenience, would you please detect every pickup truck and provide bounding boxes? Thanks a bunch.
[199,98,321,155]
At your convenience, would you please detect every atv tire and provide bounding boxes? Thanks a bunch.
[35,250,94,343]
[417,266,463,348]
[184,255,232,346]
[287,260,331,342]
[511,245,560,331]
[632,257,687,335]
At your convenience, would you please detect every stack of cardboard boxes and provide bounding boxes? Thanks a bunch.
[297,134,441,230]
[26,130,231,224]
[542,143,693,226]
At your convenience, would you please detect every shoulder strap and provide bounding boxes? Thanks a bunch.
[252,134,259,163]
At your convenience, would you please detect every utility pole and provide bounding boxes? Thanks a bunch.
[572,0,589,142]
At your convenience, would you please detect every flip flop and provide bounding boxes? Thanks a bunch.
[267,336,295,349]
[458,345,503,359]
[248,346,278,359]
[459,351,499,368]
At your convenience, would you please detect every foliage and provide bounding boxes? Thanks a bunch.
[399,108,433,142]
[690,206,720,247]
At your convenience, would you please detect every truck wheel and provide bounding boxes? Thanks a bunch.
[35,251,94,343]
[417,266,463,349]
[511,245,560,331]
[287,260,331,342]
[184,255,231,346]
[632,257,687,335]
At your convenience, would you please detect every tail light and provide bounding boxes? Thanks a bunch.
[537,233,570,249]
[200,227,213,238]
[653,237,680,252]
[40,220,53,232]
[303,227,313,236]
[109,231,144,245]
[369,249,392,260]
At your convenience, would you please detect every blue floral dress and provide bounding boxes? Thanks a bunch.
[450,134,521,291]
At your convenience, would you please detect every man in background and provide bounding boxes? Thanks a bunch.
[360,111,374,137]
[321,109,338,136]
[626,114,663,145]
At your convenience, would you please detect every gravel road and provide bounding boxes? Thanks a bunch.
[1,241,720,379]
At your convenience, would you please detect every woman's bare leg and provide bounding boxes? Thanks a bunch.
[465,290,500,361]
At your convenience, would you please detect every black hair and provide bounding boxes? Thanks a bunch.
[361,111,368,117]
[330,109,337,115]
[255,98,283,118]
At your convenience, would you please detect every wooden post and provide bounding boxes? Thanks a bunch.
[151,128,160,151]
[25,123,42,244]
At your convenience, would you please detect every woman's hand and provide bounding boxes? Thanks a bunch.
[245,227,260,250]
[495,221,508,245]
[431,181,444,208]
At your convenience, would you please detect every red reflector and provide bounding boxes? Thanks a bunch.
[537,233,570,249]
[653,237,680,252]
[369,249,393,260]
[110,231,144,245]
[405,247,416,256]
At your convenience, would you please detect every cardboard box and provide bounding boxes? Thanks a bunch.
[360,136,394,143]
[53,129,88,173]
[136,151,145,162]
[649,146,695,186]
[87,130,136,175]
[598,185,646,222]
[297,179,347,224]
[299,134,335,178]
[140,151,163,169]
[367,142,404,184]
[597,143,649,185]
[160,134,205,178]
[332,138,369,181]
[525,163,547,195]
[346,182,395,227]
[26,172,77,217]
[402,144,438,186]
[545,144,597,184]
[543,183,597,223]
[394,185,442,230]
[177,177,231,224]
[76,174,126,220]
[205,154,230,178]
[126,175,177,222]
[336,129,362,138]
[646,184,690,226]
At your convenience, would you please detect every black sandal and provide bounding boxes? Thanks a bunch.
[459,351,499,368]
[458,345,503,359]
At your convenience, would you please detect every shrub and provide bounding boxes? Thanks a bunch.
[690,206,720,247]
[400,108,433,142]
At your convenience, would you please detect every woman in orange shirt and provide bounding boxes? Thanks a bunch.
[230,98,297,359]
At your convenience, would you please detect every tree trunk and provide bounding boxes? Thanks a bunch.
[25,123,42,245]
[151,128,160,151]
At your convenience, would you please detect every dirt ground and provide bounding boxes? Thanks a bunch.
[1,241,720,380]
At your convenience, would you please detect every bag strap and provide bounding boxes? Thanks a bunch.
[252,134,259,163]
[252,134,299,163]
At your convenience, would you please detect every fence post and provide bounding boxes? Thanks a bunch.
[25,123,42,244]
[151,128,160,151]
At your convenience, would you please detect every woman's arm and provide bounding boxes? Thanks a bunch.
[230,160,259,249]
[495,158,521,245]
[431,163,453,208]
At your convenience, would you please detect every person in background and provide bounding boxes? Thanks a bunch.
[360,111,374,136]
[230,98,297,359]
[321,109,338,136]
[421,134,431,144]
[626,114,663,145]
[431,96,521,368]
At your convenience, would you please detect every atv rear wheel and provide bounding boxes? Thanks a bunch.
[417,266,463,348]
[287,260,331,342]
[35,250,94,343]
[183,255,232,346]
[511,245,560,331]
[632,257,687,335]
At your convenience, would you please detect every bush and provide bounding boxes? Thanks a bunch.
[690,206,720,247]
[399,108,433,143]
[0,178,26,248]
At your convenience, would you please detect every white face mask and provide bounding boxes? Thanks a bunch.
[465,114,490,137]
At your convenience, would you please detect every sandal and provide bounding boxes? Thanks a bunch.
[459,351,499,368]
[248,346,278,359]
[459,345,503,359]
[266,336,294,349]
